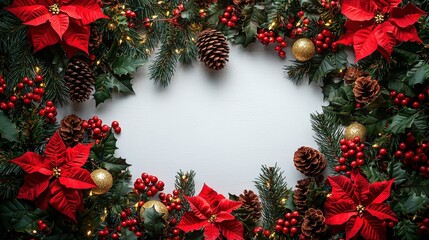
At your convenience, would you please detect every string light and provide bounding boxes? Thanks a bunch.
[166,11,170,16]
[152,15,158,19]
[157,1,164,4]
[126,36,132,41]
[32,230,37,234]
[268,22,276,30]
[87,230,92,236]
[280,198,287,204]
[34,66,41,74]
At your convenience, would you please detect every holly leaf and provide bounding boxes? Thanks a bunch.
[93,74,111,106]
[401,193,429,213]
[101,155,130,172]
[241,4,265,47]
[102,132,118,156]
[0,110,18,142]
[121,228,138,240]
[112,55,146,76]
[388,161,408,186]
[310,50,348,83]
[143,206,166,237]
[0,199,34,229]
[387,108,419,134]
[406,62,429,86]
[284,190,296,211]
[394,220,418,240]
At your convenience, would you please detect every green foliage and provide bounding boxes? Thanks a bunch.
[90,132,130,173]
[0,111,18,142]
[240,4,266,47]
[394,220,419,240]
[254,164,290,229]
[142,206,165,238]
[112,55,146,76]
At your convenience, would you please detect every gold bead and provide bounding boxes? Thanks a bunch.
[344,122,366,140]
[140,200,169,221]
[90,169,113,195]
[291,38,316,62]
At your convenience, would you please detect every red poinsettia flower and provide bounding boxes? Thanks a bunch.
[6,0,108,57]
[176,184,244,240]
[337,0,426,62]
[324,171,397,240]
[11,132,96,222]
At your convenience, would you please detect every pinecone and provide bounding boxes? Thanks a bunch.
[293,178,312,215]
[344,66,365,84]
[196,29,229,70]
[59,114,85,147]
[301,208,328,240]
[89,26,103,52]
[64,57,95,102]
[239,190,262,221]
[293,146,326,177]
[353,76,380,103]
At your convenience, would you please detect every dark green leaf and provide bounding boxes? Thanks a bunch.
[310,51,348,83]
[401,193,428,213]
[284,190,295,211]
[388,161,408,186]
[394,220,418,240]
[111,56,146,76]
[0,111,18,142]
[0,199,33,228]
[101,155,130,172]
[142,206,165,237]
[406,62,429,86]
[387,108,419,134]
[121,228,138,240]
[102,132,119,156]
[93,74,112,106]
[241,4,265,47]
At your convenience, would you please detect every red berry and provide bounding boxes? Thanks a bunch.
[226,6,233,12]
[334,165,341,172]
[17,82,25,89]
[276,36,284,43]
[397,93,405,99]
[418,93,426,101]
[282,227,289,234]
[290,227,298,235]
[388,221,395,228]
[93,128,101,135]
[35,75,43,82]
[390,90,397,97]
[280,41,287,47]
[173,189,180,196]
[350,161,358,168]
[156,181,165,190]
[413,101,420,108]
[297,11,305,18]
[290,218,298,225]
[114,126,122,133]
[101,125,110,133]
[285,212,292,219]
[46,101,54,107]
[357,159,365,166]
[278,50,286,58]
[338,157,346,164]
[7,102,14,109]
[356,152,364,159]
[303,18,310,25]
[395,150,403,157]
[230,15,238,23]
[227,21,235,28]
[292,211,299,217]
[111,233,119,239]
[263,229,271,237]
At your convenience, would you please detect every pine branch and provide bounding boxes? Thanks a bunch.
[310,112,343,173]
[254,164,290,229]
[284,60,312,85]
[174,170,196,197]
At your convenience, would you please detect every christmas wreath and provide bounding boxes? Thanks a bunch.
[0,0,429,239]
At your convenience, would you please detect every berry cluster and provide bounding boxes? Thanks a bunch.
[256,29,287,58]
[143,17,152,28]
[1,75,46,111]
[82,116,121,141]
[164,228,181,240]
[418,218,429,235]
[125,9,137,28]
[133,172,165,197]
[313,29,337,53]
[38,101,57,123]
[285,11,310,39]
[253,226,272,238]
[171,4,185,26]
[118,208,142,238]
[159,189,182,212]
[37,220,49,234]
[219,5,238,28]
[381,220,396,229]
[393,132,429,178]
[334,137,366,174]
[274,211,300,237]
[320,0,340,9]
[390,90,427,109]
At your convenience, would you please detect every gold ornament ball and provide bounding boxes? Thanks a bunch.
[344,122,366,140]
[292,38,316,62]
[90,169,113,195]
[140,200,169,221]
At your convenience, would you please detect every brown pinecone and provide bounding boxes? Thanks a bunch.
[239,190,262,221]
[196,29,229,70]
[293,146,326,177]
[59,114,85,147]
[293,178,312,215]
[344,66,364,84]
[89,26,103,52]
[353,76,380,103]
[301,208,328,240]
[64,56,95,102]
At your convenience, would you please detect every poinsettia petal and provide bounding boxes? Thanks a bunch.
[366,203,397,221]
[373,22,396,62]
[62,21,90,56]
[374,0,401,13]
[327,175,357,203]
[35,187,51,210]
[198,184,225,209]
[49,180,82,222]
[61,0,108,25]
[10,152,51,175]
[214,212,236,223]
[392,25,423,43]
[341,0,376,21]
[345,215,363,240]
[59,167,96,189]
[186,196,212,219]
[65,143,93,168]
[390,4,426,28]
[16,173,50,201]
[324,201,357,225]
[351,171,370,203]
[49,14,69,39]
[45,132,67,167]
[203,224,221,240]
[353,27,379,62]
[215,198,242,214]
[29,24,60,52]
[176,212,207,232]
[360,213,386,240]
[5,4,49,24]
[367,178,394,204]
[217,220,244,240]
[60,6,81,20]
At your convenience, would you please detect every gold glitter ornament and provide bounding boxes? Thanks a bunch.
[140,200,169,221]
[292,38,316,62]
[90,169,113,195]
[344,122,366,140]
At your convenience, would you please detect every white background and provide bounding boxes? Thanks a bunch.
[59,43,326,195]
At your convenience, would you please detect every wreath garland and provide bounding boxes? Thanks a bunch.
[0,0,429,239]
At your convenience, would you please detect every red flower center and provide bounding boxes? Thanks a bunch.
[208,214,217,223]
[49,3,60,15]
[374,12,385,24]
[52,166,61,177]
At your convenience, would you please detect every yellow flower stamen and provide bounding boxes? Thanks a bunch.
[49,3,60,15]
